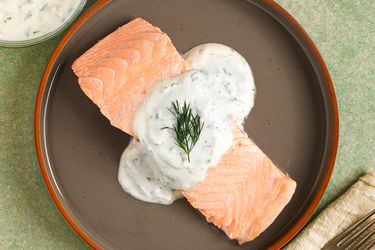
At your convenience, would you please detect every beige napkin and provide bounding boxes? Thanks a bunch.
[285,171,375,250]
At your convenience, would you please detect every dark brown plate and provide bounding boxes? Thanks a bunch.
[34,0,339,249]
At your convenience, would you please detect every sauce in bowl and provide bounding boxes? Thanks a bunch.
[0,0,84,43]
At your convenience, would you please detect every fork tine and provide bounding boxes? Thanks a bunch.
[339,217,375,247]
[352,229,375,249]
[337,209,375,247]
[322,209,375,250]
[362,238,375,250]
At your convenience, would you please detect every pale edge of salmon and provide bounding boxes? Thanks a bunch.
[71,18,297,245]
[72,18,189,136]
[183,126,296,244]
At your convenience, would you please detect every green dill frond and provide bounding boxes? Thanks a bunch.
[163,100,204,162]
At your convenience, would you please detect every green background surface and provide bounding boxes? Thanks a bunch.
[0,0,374,249]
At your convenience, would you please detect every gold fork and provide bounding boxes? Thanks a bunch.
[322,209,375,250]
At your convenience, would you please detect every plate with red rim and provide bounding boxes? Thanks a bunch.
[34,0,339,249]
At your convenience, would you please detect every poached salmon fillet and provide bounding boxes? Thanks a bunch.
[183,127,296,244]
[72,18,189,135]
[72,18,296,244]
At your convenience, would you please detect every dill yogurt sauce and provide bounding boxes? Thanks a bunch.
[0,0,82,41]
[119,44,256,205]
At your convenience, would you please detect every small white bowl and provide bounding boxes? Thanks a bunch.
[0,0,86,48]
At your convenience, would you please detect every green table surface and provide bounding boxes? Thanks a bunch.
[0,0,374,249]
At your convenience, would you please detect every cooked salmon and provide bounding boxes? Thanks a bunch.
[183,126,296,244]
[72,18,189,135]
[72,18,296,244]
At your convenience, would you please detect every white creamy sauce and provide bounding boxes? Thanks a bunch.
[118,139,183,205]
[0,0,82,41]
[118,43,255,204]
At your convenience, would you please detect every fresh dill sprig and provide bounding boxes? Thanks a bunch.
[163,100,204,162]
